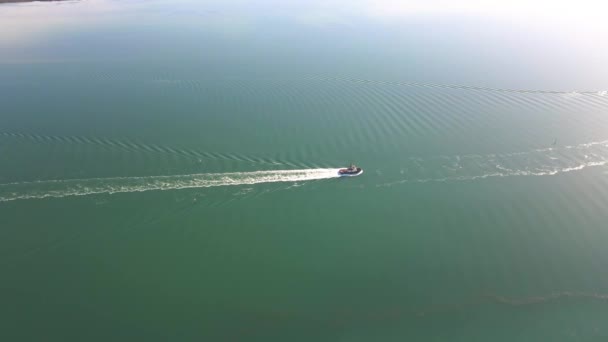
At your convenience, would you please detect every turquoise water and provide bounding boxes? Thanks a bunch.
[2,1,608,341]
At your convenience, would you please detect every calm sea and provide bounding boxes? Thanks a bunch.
[2,1,608,341]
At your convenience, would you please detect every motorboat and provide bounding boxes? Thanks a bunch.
[338,163,363,177]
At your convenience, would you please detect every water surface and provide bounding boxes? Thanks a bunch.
[1,1,608,341]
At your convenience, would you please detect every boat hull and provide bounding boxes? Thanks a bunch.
[338,168,363,177]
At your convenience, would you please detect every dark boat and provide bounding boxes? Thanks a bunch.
[338,163,363,177]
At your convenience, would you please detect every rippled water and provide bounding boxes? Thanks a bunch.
[2,1,608,341]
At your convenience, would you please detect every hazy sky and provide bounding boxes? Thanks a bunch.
[1,0,606,88]
[3,0,608,42]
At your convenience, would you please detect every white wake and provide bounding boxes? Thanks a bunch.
[0,169,341,202]
[378,139,608,186]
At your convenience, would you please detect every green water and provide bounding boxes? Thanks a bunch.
[2,1,608,341]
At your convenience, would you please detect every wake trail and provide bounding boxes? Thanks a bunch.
[307,75,608,97]
[379,139,608,186]
[0,131,282,166]
[9,72,608,97]
[0,169,340,202]
[241,290,608,323]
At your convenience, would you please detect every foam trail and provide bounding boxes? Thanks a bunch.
[378,139,608,186]
[0,169,340,202]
